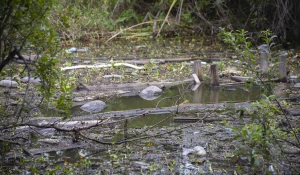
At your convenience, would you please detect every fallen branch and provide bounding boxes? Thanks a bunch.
[72,102,253,120]
[76,78,195,91]
[61,63,144,71]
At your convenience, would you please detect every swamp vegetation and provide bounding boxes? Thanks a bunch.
[0,0,300,174]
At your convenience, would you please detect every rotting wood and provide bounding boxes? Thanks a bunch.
[188,51,235,56]
[4,142,88,159]
[71,102,253,120]
[19,102,253,126]
[76,78,195,91]
[163,58,193,62]
[61,63,144,71]
[124,59,165,65]
[200,58,229,62]
[230,76,252,82]
[173,117,233,123]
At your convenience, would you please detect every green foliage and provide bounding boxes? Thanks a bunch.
[232,95,286,168]
[35,56,59,100]
[218,28,255,67]
[0,0,73,117]
[181,11,194,25]
[218,61,226,71]
[219,29,293,172]
[116,9,141,25]
[56,75,74,117]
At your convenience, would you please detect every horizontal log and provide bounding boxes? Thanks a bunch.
[4,142,88,159]
[76,78,195,91]
[61,63,144,71]
[173,117,232,123]
[231,76,252,82]
[189,51,235,55]
[72,102,253,120]
[78,57,195,63]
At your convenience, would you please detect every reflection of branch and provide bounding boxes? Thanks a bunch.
[155,95,180,108]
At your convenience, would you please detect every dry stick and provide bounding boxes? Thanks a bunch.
[105,20,164,43]
[111,0,121,18]
[156,95,181,108]
[15,58,32,122]
[243,7,254,28]
[156,0,177,37]
[176,0,184,24]
[215,2,231,27]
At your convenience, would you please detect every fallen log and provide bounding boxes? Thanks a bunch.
[76,78,195,91]
[189,51,235,56]
[4,142,88,159]
[173,117,233,123]
[124,59,165,65]
[163,58,193,62]
[72,102,253,120]
[61,63,144,71]
[15,102,253,128]
[231,76,252,82]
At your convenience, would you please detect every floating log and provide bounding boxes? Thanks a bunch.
[76,78,195,92]
[70,102,253,120]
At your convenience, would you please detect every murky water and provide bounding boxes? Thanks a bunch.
[4,37,299,174]
[68,83,261,115]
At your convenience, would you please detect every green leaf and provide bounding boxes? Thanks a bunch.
[29,167,39,174]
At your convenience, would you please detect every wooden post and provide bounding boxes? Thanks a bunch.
[278,52,287,82]
[259,51,269,75]
[193,61,204,81]
[210,64,219,86]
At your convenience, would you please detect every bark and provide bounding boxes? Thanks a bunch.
[76,78,195,91]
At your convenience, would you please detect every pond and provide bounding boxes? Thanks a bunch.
[2,37,300,174]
